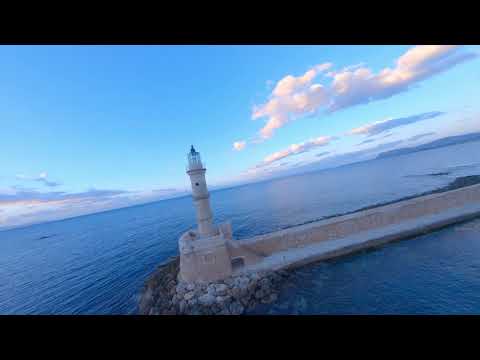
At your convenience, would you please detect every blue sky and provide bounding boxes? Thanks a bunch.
[1,45,479,229]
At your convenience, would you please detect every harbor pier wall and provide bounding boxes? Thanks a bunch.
[231,184,480,273]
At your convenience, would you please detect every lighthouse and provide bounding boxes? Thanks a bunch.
[178,145,235,282]
[186,145,216,237]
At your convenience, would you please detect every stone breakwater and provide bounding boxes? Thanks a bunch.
[138,256,290,315]
[139,177,480,315]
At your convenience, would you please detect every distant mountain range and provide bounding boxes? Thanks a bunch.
[376,132,480,159]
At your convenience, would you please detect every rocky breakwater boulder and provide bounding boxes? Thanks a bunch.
[138,256,290,315]
[138,256,180,315]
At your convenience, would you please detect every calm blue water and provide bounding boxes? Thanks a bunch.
[251,218,480,315]
[1,141,480,314]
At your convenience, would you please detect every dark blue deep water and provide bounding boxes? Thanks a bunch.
[1,141,480,314]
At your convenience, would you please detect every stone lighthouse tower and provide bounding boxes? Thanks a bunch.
[186,145,216,237]
[178,145,234,282]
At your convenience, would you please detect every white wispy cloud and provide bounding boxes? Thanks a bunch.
[233,140,246,151]
[16,172,61,187]
[407,132,436,142]
[347,111,444,137]
[257,135,336,168]
[356,138,376,146]
[251,46,477,140]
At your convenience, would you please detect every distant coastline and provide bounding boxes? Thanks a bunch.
[376,132,480,159]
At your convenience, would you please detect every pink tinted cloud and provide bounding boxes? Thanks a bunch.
[252,46,477,140]
[233,140,246,151]
[259,135,335,167]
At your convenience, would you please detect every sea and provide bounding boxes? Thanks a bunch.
[1,140,480,315]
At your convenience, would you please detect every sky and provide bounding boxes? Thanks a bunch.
[1,45,479,229]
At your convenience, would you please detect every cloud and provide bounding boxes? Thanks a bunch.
[316,151,330,157]
[237,139,405,184]
[347,111,444,137]
[327,46,476,112]
[356,138,376,146]
[301,140,406,172]
[0,186,183,229]
[290,161,305,168]
[16,172,61,187]
[257,135,335,167]
[252,63,333,139]
[292,140,405,175]
[252,46,477,139]
[0,187,128,230]
[233,140,246,151]
[407,132,436,142]
[271,63,333,98]
[39,179,61,187]
[0,187,128,204]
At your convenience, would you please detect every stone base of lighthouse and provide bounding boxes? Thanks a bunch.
[178,222,234,282]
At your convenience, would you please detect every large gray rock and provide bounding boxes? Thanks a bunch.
[176,283,188,297]
[233,277,250,296]
[198,293,216,306]
[224,277,235,286]
[239,296,251,307]
[215,295,232,305]
[215,283,228,295]
[259,277,271,288]
[230,287,242,299]
[184,291,195,301]
[207,284,217,295]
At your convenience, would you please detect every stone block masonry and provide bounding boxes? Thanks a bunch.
[234,183,480,273]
